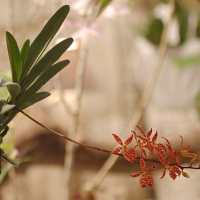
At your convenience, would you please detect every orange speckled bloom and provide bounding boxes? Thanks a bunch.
[111,134,137,163]
[111,126,198,188]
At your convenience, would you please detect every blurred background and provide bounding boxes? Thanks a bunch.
[1,0,200,199]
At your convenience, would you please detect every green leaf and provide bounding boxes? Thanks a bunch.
[97,0,113,17]
[0,126,9,138]
[146,18,163,45]
[196,13,200,38]
[6,92,51,123]
[6,32,22,83]
[20,37,73,93]
[20,39,30,68]
[175,2,188,44]
[0,100,11,126]
[173,56,200,69]
[16,60,70,107]
[160,0,169,3]
[0,148,4,154]
[1,105,15,115]
[20,5,70,82]
[0,77,21,103]
[195,91,200,117]
[19,92,51,110]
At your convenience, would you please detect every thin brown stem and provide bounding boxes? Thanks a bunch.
[14,107,111,155]
[13,106,200,173]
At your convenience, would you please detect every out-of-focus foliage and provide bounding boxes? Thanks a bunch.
[196,13,200,37]
[145,1,189,45]
[175,2,188,44]
[195,91,200,117]
[146,18,164,45]
[161,0,169,4]
[173,56,200,69]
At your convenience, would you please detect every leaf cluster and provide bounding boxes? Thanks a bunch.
[0,5,73,170]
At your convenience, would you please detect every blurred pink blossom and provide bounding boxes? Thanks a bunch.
[71,0,91,14]
[100,5,131,19]
[72,23,101,41]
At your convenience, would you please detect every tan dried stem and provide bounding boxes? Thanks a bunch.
[61,42,88,200]
[58,2,93,199]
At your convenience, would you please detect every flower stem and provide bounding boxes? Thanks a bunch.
[14,107,114,155]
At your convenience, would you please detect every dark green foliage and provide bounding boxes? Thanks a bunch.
[0,126,9,138]
[20,5,71,82]
[6,32,22,83]
[196,13,200,38]
[160,0,169,3]
[0,5,73,170]
[20,39,30,68]
[20,38,73,93]
[195,91,200,118]
[0,126,17,174]
[0,5,73,130]
[146,1,188,46]
[19,92,51,111]
[146,18,164,45]
[15,60,70,108]
[173,56,200,69]
[175,2,188,44]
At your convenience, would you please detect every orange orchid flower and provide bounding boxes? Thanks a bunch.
[130,157,156,188]
[111,134,137,163]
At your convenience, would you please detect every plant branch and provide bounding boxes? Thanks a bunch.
[13,107,200,173]
[14,107,112,155]
[61,43,88,200]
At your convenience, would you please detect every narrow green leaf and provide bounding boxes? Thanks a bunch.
[16,60,70,107]
[6,32,22,83]
[19,92,51,110]
[20,5,70,82]
[0,100,10,126]
[3,92,50,124]
[0,126,9,138]
[20,37,73,92]
[0,78,21,103]
[20,39,30,68]
[0,115,15,131]
[1,105,15,115]
[0,148,4,154]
